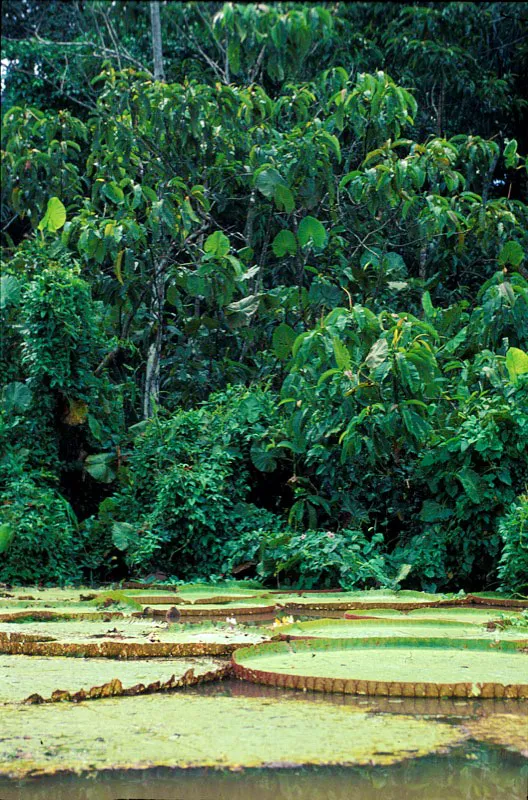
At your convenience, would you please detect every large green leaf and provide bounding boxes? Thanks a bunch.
[0,619,271,658]
[0,693,465,776]
[0,275,20,309]
[275,617,528,643]
[2,381,32,413]
[255,167,285,198]
[111,521,136,551]
[84,453,116,483]
[204,231,230,257]
[274,184,295,213]
[37,197,66,232]
[505,347,528,382]
[250,444,278,472]
[102,182,125,205]
[233,637,528,697]
[0,654,225,704]
[366,338,388,370]
[272,229,297,257]
[272,322,297,360]
[297,216,327,248]
[498,241,524,267]
[333,337,351,371]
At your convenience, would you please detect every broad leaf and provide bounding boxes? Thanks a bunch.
[297,216,327,248]
[204,231,230,257]
[272,230,297,257]
[84,453,116,483]
[255,167,285,198]
[274,184,295,213]
[112,521,136,551]
[0,276,20,309]
[102,183,125,205]
[2,381,32,413]
[505,347,528,382]
[498,241,523,267]
[37,197,66,232]
[272,323,297,360]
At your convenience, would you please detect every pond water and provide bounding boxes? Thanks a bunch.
[1,746,526,800]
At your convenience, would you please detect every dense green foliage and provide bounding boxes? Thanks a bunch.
[1,2,527,591]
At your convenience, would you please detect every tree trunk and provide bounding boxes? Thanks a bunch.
[150,1,165,82]
[143,258,166,419]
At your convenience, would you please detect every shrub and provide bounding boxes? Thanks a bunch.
[232,528,396,590]
[498,496,528,593]
[0,474,81,584]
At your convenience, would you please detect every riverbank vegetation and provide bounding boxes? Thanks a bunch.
[1,1,527,593]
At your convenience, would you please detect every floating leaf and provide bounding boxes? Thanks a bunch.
[233,637,528,697]
[276,617,528,644]
[0,693,466,776]
[0,654,227,704]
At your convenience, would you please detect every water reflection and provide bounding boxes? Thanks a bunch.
[190,677,528,718]
[0,747,526,800]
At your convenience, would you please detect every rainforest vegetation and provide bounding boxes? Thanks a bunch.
[1,1,527,594]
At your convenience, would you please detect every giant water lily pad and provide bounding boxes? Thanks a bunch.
[232,638,528,697]
[0,655,228,704]
[0,620,272,657]
[0,693,466,777]
[124,582,271,605]
[275,590,456,611]
[135,600,275,618]
[344,607,524,625]
[0,604,125,623]
[276,618,528,643]
[464,714,528,757]
[0,589,87,603]
[467,593,528,609]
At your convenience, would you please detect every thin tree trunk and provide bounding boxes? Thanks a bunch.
[150,1,165,82]
[143,258,167,419]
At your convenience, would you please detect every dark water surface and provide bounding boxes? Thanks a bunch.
[0,747,526,800]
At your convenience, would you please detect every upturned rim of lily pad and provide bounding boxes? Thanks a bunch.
[232,637,528,698]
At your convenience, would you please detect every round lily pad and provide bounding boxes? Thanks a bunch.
[0,694,466,777]
[464,714,528,757]
[125,583,271,605]
[0,655,228,705]
[135,601,275,618]
[467,593,528,608]
[275,590,455,612]
[344,607,525,625]
[0,620,271,657]
[0,605,125,623]
[276,618,528,644]
[232,638,528,698]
